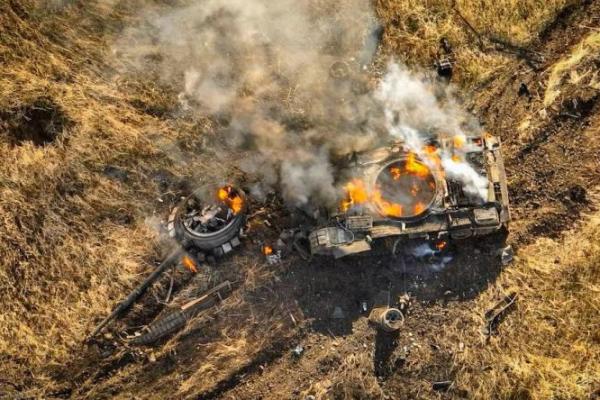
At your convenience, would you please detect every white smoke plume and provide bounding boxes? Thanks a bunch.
[409,242,453,271]
[115,0,489,209]
[375,63,489,200]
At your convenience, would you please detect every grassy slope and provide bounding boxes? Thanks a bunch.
[0,0,597,398]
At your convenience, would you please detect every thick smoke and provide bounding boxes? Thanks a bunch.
[116,0,489,208]
[117,0,383,208]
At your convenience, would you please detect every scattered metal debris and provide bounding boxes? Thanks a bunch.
[500,245,514,266]
[369,307,404,332]
[292,344,304,357]
[398,294,410,312]
[89,247,185,338]
[434,38,455,80]
[483,292,518,336]
[130,281,233,346]
[360,301,368,313]
[263,244,282,265]
[432,380,453,391]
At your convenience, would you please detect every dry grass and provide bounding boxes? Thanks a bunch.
[375,0,574,86]
[458,208,600,399]
[0,1,214,394]
[0,0,598,399]
[545,31,600,106]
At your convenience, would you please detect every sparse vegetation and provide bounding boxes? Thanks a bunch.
[0,1,599,399]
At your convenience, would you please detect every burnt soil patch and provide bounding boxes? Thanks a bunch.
[0,97,72,147]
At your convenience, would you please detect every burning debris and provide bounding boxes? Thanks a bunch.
[262,244,282,265]
[180,186,244,234]
[169,185,246,257]
[341,153,439,219]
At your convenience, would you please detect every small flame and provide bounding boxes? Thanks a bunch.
[422,146,444,177]
[435,240,448,251]
[453,134,466,148]
[414,202,426,215]
[451,154,462,163]
[423,144,437,154]
[372,187,403,217]
[218,185,244,214]
[390,166,402,181]
[182,255,198,273]
[410,183,419,196]
[262,245,273,255]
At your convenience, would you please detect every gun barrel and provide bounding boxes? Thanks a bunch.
[89,247,185,338]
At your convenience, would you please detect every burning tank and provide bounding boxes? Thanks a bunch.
[309,134,510,258]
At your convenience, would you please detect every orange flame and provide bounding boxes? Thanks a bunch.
[372,187,403,218]
[422,146,443,176]
[435,240,448,251]
[423,145,437,154]
[390,166,402,181]
[218,185,244,214]
[340,179,369,212]
[453,134,466,148]
[262,245,273,255]
[410,183,419,196]
[182,255,198,273]
[405,153,430,178]
[414,202,426,215]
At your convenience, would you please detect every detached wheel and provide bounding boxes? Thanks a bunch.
[170,186,247,251]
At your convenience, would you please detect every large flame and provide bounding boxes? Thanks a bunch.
[405,152,430,178]
[217,185,244,214]
[372,187,403,217]
[340,179,369,212]
[340,151,438,218]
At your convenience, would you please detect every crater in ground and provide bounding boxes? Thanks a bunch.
[0,98,71,147]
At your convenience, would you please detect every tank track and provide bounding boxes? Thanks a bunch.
[130,281,232,346]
